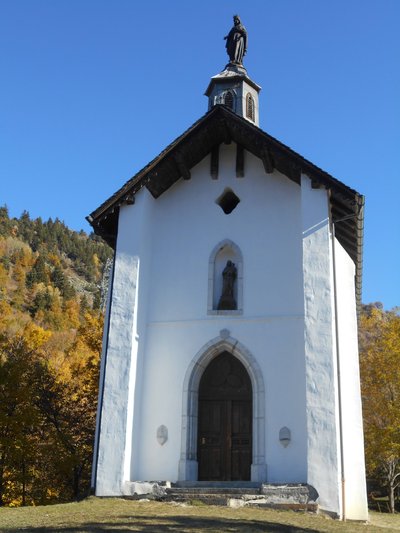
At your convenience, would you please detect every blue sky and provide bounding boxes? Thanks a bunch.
[1,1,399,309]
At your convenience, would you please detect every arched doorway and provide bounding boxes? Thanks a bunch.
[197,351,252,481]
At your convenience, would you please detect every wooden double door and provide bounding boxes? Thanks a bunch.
[197,352,252,481]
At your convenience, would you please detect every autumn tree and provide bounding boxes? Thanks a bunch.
[0,310,51,506]
[359,304,400,512]
[36,311,103,500]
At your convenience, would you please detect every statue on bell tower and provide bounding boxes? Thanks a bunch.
[206,15,260,125]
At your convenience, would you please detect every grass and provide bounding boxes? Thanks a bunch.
[0,497,400,532]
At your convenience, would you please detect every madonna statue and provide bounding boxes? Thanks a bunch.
[224,15,247,65]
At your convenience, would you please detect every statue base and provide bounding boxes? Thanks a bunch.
[224,62,248,76]
[217,298,237,311]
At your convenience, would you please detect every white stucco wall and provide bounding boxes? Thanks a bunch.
[334,238,368,520]
[94,145,367,520]
[96,144,308,491]
[91,258,114,490]
[301,175,341,516]
[94,191,154,495]
[128,144,308,484]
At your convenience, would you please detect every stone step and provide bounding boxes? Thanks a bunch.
[173,481,260,489]
[166,494,242,506]
[163,483,319,511]
[167,487,260,495]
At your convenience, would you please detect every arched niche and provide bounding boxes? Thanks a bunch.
[208,239,243,315]
[178,333,267,483]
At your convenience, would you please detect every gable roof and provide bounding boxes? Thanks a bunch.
[87,105,364,304]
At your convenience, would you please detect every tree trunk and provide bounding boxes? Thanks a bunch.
[73,464,83,500]
[389,484,395,513]
[22,460,26,506]
[0,462,4,506]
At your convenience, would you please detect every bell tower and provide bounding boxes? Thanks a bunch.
[205,15,261,126]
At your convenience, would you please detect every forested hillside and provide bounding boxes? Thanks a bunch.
[0,206,112,506]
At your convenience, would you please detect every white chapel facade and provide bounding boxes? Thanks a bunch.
[88,17,368,520]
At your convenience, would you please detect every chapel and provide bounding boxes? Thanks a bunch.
[87,16,368,520]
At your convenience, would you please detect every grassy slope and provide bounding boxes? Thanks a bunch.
[0,498,400,532]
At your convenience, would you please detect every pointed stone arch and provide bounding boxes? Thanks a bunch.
[208,239,243,315]
[178,332,267,482]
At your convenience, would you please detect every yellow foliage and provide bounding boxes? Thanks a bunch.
[0,211,111,506]
[2,237,30,258]
[12,264,25,285]
[0,263,8,286]
[23,322,52,350]
[0,301,29,336]
[47,253,61,266]
[63,299,81,330]
[360,306,400,511]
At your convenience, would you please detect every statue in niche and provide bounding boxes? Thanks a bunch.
[224,15,247,66]
[218,260,237,310]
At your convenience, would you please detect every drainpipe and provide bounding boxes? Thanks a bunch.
[330,210,359,521]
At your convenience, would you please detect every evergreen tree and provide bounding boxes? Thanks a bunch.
[31,289,52,315]
[50,265,66,292]
[26,256,48,288]
[0,206,12,237]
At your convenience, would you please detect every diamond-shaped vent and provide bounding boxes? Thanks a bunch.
[216,188,240,214]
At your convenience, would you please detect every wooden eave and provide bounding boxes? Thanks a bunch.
[87,105,364,305]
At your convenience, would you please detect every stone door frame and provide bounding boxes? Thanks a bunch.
[178,332,267,482]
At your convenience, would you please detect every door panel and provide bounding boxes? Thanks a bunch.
[198,400,224,480]
[231,400,252,480]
